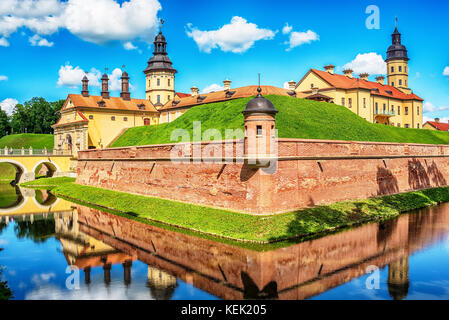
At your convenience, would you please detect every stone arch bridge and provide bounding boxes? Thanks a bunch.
[0,150,75,183]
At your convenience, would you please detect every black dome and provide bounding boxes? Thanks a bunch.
[143,30,177,74]
[243,87,278,116]
[386,27,409,62]
[155,31,166,43]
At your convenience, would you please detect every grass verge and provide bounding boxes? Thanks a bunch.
[21,177,76,189]
[21,177,449,246]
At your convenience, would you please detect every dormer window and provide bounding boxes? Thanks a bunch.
[97,100,106,107]
[172,100,180,106]
[385,90,393,95]
[197,96,206,103]
[138,104,146,110]
[225,91,236,98]
[287,91,296,97]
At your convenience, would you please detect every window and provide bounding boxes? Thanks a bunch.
[111,116,115,121]
[168,79,171,87]
[405,66,407,73]
[341,98,345,106]
[399,79,402,86]
[391,66,394,72]
[256,125,263,136]
[405,80,407,86]
[417,123,420,129]
[417,106,420,115]
[405,124,410,128]
[348,98,352,108]
[148,80,150,87]
[168,95,171,101]
[89,115,93,120]
[375,102,378,114]
[405,107,409,115]
[157,78,160,86]
[392,82,394,86]
[144,118,151,126]
[363,98,366,108]
[399,66,402,72]
[383,103,386,113]
[157,95,161,104]
[398,106,401,115]
[123,117,128,122]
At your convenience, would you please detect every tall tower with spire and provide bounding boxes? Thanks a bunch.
[386,20,411,94]
[143,20,177,108]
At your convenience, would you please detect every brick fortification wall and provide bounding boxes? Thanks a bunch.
[76,139,449,215]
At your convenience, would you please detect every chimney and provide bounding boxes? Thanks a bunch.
[101,73,110,99]
[288,80,296,91]
[435,118,440,123]
[81,75,89,97]
[191,86,199,97]
[311,86,319,95]
[120,71,131,101]
[359,73,369,81]
[324,64,335,74]
[343,69,353,78]
[376,76,385,85]
[223,79,231,91]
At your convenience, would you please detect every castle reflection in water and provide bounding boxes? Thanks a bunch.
[2,187,449,300]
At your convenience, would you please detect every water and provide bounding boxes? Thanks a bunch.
[1,183,449,300]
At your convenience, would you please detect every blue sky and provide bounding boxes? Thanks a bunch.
[0,0,448,123]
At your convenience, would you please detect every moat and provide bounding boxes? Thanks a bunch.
[1,184,449,300]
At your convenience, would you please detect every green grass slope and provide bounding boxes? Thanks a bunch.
[0,134,54,149]
[111,95,449,147]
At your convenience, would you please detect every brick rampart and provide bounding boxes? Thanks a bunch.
[76,139,449,214]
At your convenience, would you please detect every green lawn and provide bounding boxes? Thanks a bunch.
[22,177,449,245]
[0,133,54,149]
[111,95,449,147]
[0,163,16,181]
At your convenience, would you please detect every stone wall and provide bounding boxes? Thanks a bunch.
[76,139,449,214]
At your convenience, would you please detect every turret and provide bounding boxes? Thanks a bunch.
[101,73,109,99]
[386,22,410,93]
[143,21,177,107]
[81,75,89,97]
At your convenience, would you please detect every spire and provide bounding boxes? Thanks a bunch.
[386,20,409,62]
[143,20,177,75]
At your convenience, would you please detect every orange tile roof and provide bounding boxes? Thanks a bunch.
[161,85,299,111]
[302,69,424,101]
[176,92,191,98]
[65,94,159,112]
[425,121,449,131]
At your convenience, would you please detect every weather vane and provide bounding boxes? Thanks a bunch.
[395,16,398,28]
[160,18,165,31]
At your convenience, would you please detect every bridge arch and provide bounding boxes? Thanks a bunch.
[0,159,27,183]
[32,160,61,178]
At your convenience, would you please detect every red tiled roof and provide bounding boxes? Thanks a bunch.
[161,85,302,111]
[65,94,159,112]
[425,121,449,131]
[176,92,191,98]
[301,69,424,101]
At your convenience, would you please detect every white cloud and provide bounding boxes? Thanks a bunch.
[286,30,319,51]
[282,23,292,35]
[0,98,18,115]
[444,66,449,77]
[57,64,101,88]
[0,0,162,46]
[29,34,54,47]
[423,101,449,114]
[0,37,9,46]
[0,75,7,81]
[201,83,223,93]
[123,41,137,50]
[186,16,276,53]
[342,52,387,75]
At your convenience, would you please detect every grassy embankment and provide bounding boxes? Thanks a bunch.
[22,177,449,247]
[0,133,54,181]
[111,95,449,147]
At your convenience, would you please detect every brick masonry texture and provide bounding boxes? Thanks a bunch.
[76,139,449,214]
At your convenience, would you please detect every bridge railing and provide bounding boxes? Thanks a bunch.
[0,147,72,156]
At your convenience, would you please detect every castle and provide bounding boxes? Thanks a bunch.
[52,24,423,155]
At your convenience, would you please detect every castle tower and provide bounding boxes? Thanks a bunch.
[242,86,278,168]
[386,23,411,94]
[387,256,410,300]
[144,25,177,108]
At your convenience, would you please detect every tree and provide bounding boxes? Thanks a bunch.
[0,109,10,138]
